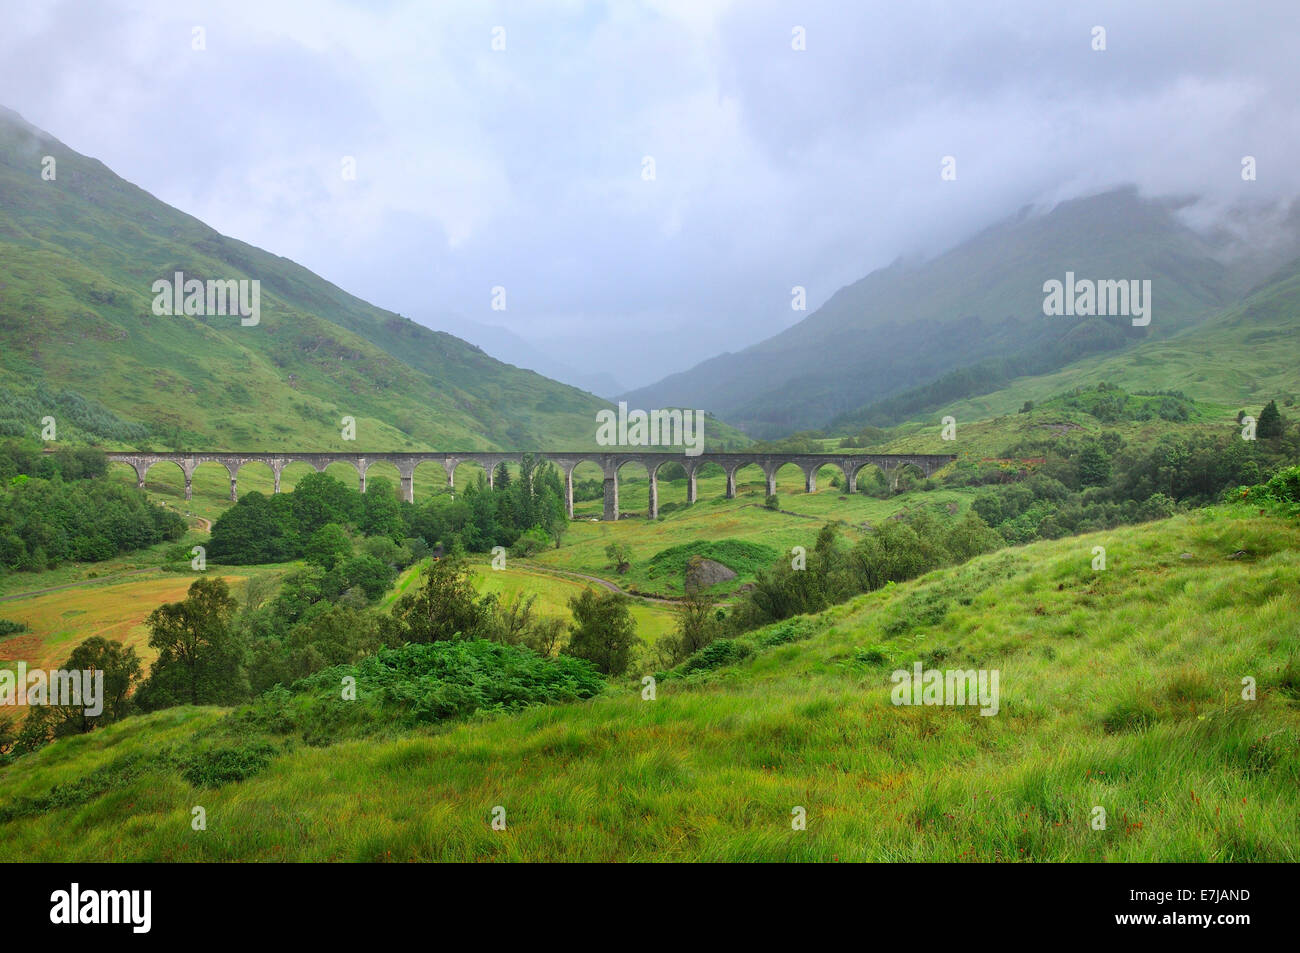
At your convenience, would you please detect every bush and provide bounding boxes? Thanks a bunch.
[678,638,753,675]
[0,619,27,638]
[510,526,551,557]
[181,741,278,787]
[236,641,605,743]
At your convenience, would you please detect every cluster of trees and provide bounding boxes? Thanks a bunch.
[0,441,108,482]
[382,558,637,675]
[0,442,184,572]
[5,549,645,755]
[955,401,1295,543]
[1051,383,1195,424]
[209,457,569,566]
[208,471,406,563]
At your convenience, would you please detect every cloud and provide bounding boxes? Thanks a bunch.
[2,0,1297,388]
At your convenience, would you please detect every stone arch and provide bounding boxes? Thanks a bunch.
[235,459,276,497]
[887,461,929,493]
[563,459,604,520]
[361,459,402,497]
[191,459,237,503]
[277,461,319,495]
[849,461,889,495]
[138,458,187,499]
[449,458,491,496]
[729,462,766,500]
[106,458,145,492]
[613,458,652,520]
[649,457,688,513]
[769,460,806,497]
[411,459,450,503]
[689,460,724,504]
[805,461,842,494]
[321,460,361,491]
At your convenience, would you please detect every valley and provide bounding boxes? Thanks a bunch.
[1,86,1297,871]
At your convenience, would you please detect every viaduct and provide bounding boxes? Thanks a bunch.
[104,451,957,521]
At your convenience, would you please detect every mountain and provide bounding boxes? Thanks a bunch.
[625,188,1299,438]
[0,106,613,451]
[922,252,1300,428]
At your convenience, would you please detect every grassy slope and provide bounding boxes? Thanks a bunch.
[896,263,1300,443]
[0,106,628,450]
[1,506,1296,861]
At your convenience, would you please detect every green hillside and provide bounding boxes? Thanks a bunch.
[628,189,1293,438]
[0,106,620,450]
[864,258,1300,457]
[1,505,1295,861]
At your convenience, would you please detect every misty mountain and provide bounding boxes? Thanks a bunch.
[424,315,625,399]
[626,188,1299,438]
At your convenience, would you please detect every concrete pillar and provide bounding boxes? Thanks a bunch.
[648,471,658,520]
[359,468,367,494]
[400,471,414,503]
[229,477,238,502]
[184,477,193,501]
[805,468,817,493]
[487,465,494,490]
[446,467,455,493]
[843,468,855,493]
[273,468,282,494]
[602,476,619,521]
[687,470,697,504]
[725,468,737,499]
[564,468,574,520]
[765,472,777,497]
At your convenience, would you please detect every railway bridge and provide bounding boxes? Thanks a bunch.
[105,451,958,521]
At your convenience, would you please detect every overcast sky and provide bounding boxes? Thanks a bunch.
[3,0,1298,389]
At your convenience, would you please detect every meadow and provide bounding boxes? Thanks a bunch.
[0,505,1294,861]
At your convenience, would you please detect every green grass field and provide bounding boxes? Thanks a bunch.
[1,505,1295,861]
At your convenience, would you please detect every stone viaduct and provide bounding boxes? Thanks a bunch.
[104,451,957,521]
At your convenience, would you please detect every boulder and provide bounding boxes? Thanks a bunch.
[685,556,737,591]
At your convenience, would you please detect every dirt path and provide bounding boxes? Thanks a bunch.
[518,564,682,605]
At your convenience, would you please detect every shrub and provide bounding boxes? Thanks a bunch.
[678,638,753,675]
[181,741,279,787]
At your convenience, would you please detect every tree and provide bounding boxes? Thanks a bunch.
[493,462,512,491]
[564,588,639,676]
[138,577,245,708]
[360,477,406,540]
[53,637,142,733]
[305,523,352,570]
[659,587,720,667]
[1075,441,1112,487]
[326,553,395,601]
[605,542,631,573]
[207,491,297,563]
[291,471,360,538]
[387,558,488,643]
[1258,400,1284,439]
